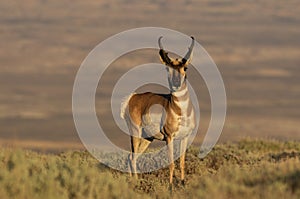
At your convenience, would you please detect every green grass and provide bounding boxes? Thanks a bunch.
[0,139,299,199]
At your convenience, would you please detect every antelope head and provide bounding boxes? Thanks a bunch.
[159,36,194,92]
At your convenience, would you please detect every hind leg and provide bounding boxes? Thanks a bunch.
[138,137,152,154]
[130,135,141,178]
[128,136,152,178]
[125,117,140,177]
[127,117,145,177]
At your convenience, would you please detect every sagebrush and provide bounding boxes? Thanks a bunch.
[0,139,299,199]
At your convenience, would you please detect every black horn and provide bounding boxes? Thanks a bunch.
[158,36,164,49]
[158,36,172,66]
[181,36,194,65]
[158,36,195,67]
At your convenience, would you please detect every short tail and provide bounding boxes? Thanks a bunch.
[120,93,135,119]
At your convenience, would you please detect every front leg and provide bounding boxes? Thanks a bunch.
[180,137,188,185]
[166,136,174,190]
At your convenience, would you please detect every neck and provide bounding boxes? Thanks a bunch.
[171,80,188,98]
[170,80,191,113]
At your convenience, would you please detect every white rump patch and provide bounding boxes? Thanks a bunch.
[120,93,136,119]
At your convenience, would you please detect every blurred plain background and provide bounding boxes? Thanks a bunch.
[0,0,299,151]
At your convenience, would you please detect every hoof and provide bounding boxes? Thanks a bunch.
[168,184,173,194]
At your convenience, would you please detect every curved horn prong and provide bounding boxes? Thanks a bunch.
[158,36,172,66]
[158,36,195,68]
[181,36,195,66]
[158,36,164,49]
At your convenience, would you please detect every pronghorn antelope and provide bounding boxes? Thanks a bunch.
[120,36,195,187]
